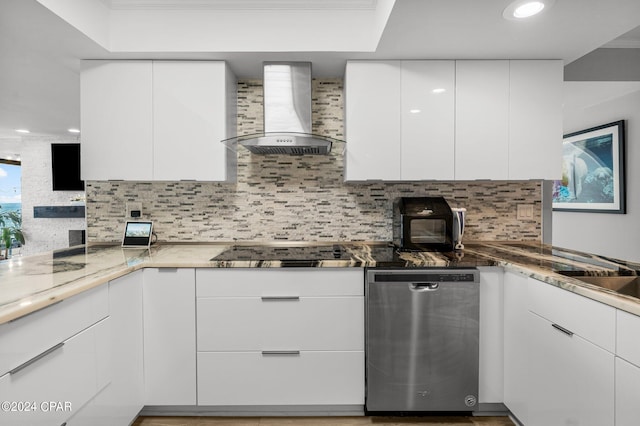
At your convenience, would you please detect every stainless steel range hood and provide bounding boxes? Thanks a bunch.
[222,62,343,155]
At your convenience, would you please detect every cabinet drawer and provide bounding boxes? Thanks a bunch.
[197,296,364,351]
[616,309,640,367]
[196,269,363,297]
[0,318,110,425]
[527,278,615,352]
[197,351,364,406]
[0,284,108,376]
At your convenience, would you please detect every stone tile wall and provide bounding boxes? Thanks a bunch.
[85,79,542,243]
[20,136,86,255]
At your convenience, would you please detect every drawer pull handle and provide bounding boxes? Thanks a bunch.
[261,296,300,301]
[551,323,574,337]
[9,300,64,323]
[261,351,301,356]
[10,342,65,375]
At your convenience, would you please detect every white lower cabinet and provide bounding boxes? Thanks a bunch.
[616,309,640,367]
[478,267,504,404]
[195,268,365,407]
[0,284,108,377]
[67,271,144,426]
[527,278,615,426]
[0,318,109,426]
[528,311,614,426]
[198,351,364,406]
[502,271,529,425]
[615,357,640,426]
[615,309,640,426]
[143,268,196,406]
[197,296,363,351]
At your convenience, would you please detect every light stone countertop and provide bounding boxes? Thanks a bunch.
[1,241,639,325]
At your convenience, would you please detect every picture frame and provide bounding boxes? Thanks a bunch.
[552,120,626,213]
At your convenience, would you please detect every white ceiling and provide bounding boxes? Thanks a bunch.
[97,0,380,10]
[1,0,640,139]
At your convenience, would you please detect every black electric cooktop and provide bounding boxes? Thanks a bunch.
[210,243,402,266]
[212,244,348,261]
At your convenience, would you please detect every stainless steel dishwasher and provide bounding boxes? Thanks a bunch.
[365,268,480,413]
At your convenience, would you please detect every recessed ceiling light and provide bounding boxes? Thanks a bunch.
[15,129,30,134]
[409,109,421,114]
[68,128,81,134]
[432,88,446,94]
[515,1,544,18]
[503,0,555,20]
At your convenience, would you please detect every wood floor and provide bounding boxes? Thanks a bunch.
[132,416,515,426]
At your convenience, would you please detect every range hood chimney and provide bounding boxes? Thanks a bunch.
[222,62,342,155]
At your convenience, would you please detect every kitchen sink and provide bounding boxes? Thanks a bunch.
[573,276,640,299]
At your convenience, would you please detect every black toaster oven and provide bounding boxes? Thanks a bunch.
[392,197,454,252]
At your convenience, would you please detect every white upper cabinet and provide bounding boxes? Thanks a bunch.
[345,60,455,181]
[508,60,563,180]
[153,61,236,181]
[81,61,154,181]
[345,61,401,181]
[345,59,562,181]
[81,60,236,182]
[455,60,510,180]
[401,61,455,180]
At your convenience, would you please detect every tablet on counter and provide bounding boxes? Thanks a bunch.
[122,221,153,248]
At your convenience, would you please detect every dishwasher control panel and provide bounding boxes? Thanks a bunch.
[368,269,479,283]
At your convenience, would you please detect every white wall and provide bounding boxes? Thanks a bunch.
[564,48,640,81]
[20,136,85,256]
[553,85,640,262]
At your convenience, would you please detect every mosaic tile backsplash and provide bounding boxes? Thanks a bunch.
[86,79,542,243]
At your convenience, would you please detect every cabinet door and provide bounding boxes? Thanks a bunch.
[478,267,503,403]
[109,271,144,419]
[528,311,614,426]
[455,60,509,180]
[502,271,529,424]
[86,271,144,426]
[0,319,109,426]
[153,61,236,181]
[80,61,153,180]
[616,309,640,367]
[69,272,144,426]
[616,357,640,426]
[400,61,455,180]
[143,268,196,405]
[344,61,401,181]
[509,60,563,180]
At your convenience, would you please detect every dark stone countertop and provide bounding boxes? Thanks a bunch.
[1,241,639,324]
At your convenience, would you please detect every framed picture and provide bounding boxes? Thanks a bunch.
[552,120,626,213]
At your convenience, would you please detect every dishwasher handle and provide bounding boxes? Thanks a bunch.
[409,282,440,291]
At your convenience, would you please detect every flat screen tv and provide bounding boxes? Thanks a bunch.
[51,143,85,191]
